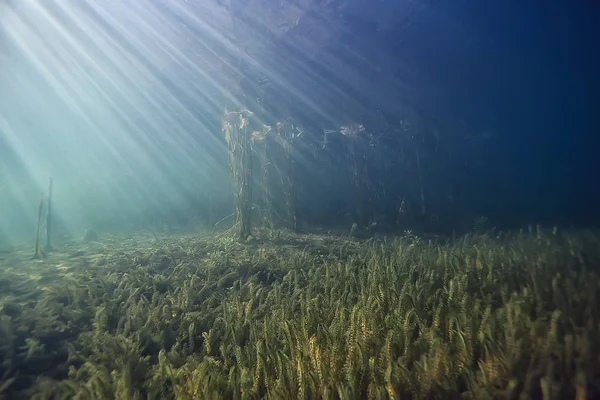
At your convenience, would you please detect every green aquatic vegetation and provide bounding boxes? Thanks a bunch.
[0,228,599,399]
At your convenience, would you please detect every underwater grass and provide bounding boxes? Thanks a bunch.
[0,227,599,399]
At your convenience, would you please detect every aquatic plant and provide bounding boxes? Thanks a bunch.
[0,227,599,399]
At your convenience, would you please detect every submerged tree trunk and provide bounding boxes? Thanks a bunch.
[252,125,274,229]
[345,123,372,228]
[277,120,298,232]
[352,146,370,228]
[223,110,254,240]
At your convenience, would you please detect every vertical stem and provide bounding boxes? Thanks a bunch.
[240,119,252,238]
[33,196,43,259]
[45,177,53,251]
[280,121,297,232]
[260,141,273,229]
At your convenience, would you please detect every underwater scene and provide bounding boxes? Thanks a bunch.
[1,0,599,399]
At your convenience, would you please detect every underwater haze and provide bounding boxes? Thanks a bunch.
[1,0,600,398]
[1,0,599,241]
[1,0,235,244]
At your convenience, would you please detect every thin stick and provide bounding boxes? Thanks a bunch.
[33,196,43,259]
[45,177,53,251]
